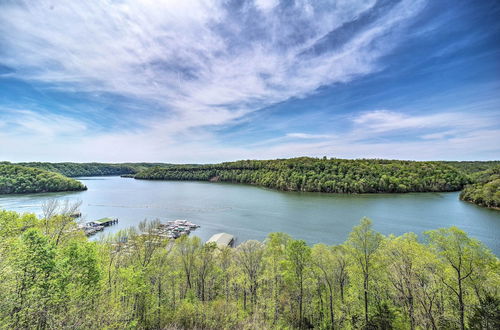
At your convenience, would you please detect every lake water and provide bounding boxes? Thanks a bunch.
[0,176,499,254]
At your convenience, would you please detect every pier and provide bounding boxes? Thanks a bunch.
[80,217,118,236]
[152,219,200,239]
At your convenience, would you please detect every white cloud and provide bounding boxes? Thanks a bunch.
[0,109,87,138]
[8,1,495,162]
[349,110,496,140]
[0,0,426,139]
[286,133,333,139]
[2,106,497,163]
[254,0,280,13]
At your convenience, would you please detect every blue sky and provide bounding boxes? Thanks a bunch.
[0,0,499,162]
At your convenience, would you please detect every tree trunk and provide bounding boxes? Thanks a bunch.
[157,280,162,329]
[458,277,465,330]
[329,285,335,330]
[340,279,345,304]
[243,289,247,311]
[364,275,369,325]
[299,276,304,328]
[408,295,415,330]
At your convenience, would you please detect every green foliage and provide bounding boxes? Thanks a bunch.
[0,210,498,329]
[469,294,500,329]
[460,166,500,209]
[443,161,500,175]
[0,164,87,194]
[10,161,177,177]
[16,162,139,177]
[134,157,469,193]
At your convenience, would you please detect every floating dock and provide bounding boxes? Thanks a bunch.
[89,217,118,227]
[153,219,200,239]
[80,217,118,236]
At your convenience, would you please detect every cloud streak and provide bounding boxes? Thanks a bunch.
[1,0,498,162]
[0,1,427,135]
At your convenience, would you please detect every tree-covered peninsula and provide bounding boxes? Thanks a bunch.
[134,157,469,193]
[460,165,500,209]
[0,164,86,194]
[10,162,176,177]
[0,209,498,329]
[14,162,139,177]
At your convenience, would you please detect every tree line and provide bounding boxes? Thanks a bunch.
[0,206,498,329]
[13,162,139,177]
[444,161,500,175]
[460,165,500,209]
[134,157,470,193]
[0,161,178,177]
[0,164,86,194]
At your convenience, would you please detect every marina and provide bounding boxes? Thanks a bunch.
[80,217,118,236]
[152,219,200,239]
[1,176,499,254]
[80,217,202,240]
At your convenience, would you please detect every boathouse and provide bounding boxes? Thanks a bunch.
[207,233,235,248]
[88,217,118,227]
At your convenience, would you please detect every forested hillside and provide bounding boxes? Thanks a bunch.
[0,209,498,329]
[444,161,500,174]
[0,164,86,194]
[15,162,138,177]
[134,157,469,193]
[460,165,500,209]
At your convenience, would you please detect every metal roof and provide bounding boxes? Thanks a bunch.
[93,217,113,224]
[207,233,234,248]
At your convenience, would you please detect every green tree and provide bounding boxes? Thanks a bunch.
[283,239,311,328]
[11,229,58,329]
[426,227,495,330]
[347,218,383,326]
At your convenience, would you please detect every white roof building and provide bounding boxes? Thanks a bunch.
[207,233,235,248]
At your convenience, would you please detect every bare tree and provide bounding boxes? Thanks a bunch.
[41,199,59,234]
[235,240,264,312]
[41,199,83,245]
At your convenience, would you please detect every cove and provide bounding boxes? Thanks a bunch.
[0,176,498,254]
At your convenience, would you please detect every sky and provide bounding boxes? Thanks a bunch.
[0,0,499,163]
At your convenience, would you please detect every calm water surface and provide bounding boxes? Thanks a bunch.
[0,176,499,254]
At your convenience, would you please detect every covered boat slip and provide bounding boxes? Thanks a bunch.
[88,217,118,227]
[207,233,235,248]
[80,217,119,236]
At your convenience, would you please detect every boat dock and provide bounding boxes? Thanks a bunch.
[80,217,119,236]
[152,219,200,239]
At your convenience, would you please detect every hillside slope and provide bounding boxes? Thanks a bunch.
[134,157,469,193]
[0,164,87,194]
[11,162,176,177]
[460,165,500,209]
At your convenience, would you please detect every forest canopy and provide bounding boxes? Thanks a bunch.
[0,164,86,194]
[13,162,140,177]
[460,165,500,209]
[0,209,498,329]
[134,157,470,193]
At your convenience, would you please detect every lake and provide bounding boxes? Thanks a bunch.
[0,176,499,254]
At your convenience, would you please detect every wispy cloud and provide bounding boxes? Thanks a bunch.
[349,110,495,138]
[1,108,87,138]
[0,1,427,138]
[286,133,333,139]
[1,0,498,162]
